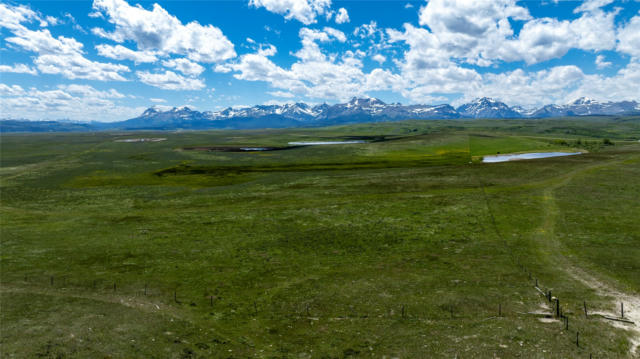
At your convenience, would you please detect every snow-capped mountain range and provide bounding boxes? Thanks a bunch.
[112,97,465,130]
[528,97,640,118]
[2,97,639,132]
[117,97,638,129]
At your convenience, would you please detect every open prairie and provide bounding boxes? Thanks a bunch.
[2,117,640,358]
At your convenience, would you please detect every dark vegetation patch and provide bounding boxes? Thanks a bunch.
[180,135,404,152]
[128,153,153,160]
[323,135,409,142]
[542,137,615,151]
[182,145,301,152]
[154,152,470,177]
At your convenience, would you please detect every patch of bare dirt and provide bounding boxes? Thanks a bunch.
[564,266,640,356]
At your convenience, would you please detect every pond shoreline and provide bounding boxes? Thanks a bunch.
[483,152,582,163]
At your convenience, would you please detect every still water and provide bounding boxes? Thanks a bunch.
[483,152,582,163]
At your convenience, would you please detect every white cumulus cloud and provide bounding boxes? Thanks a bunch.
[137,70,206,90]
[0,63,37,75]
[335,8,349,24]
[96,44,157,63]
[162,58,205,76]
[221,27,408,101]
[0,84,142,122]
[1,3,130,81]
[249,0,332,24]
[34,53,129,81]
[372,54,386,64]
[617,14,640,59]
[595,55,612,69]
[417,0,531,65]
[91,0,235,63]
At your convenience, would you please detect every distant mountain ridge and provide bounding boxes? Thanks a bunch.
[2,97,639,132]
[456,97,523,119]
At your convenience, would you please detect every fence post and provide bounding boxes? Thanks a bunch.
[584,301,588,318]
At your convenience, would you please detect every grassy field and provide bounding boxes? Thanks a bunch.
[1,117,640,358]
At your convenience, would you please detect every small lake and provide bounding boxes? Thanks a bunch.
[483,152,582,163]
[288,140,366,145]
[239,147,269,151]
[115,138,167,143]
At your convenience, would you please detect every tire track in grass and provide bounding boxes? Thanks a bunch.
[0,284,242,349]
[536,156,640,356]
[475,140,640,355]
[0,284,185,320]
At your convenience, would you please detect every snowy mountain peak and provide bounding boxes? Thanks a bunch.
[473,97,500,104]
[512,105,537,117]
[170,106,193,112]
[141,107,160,116]
[569,97,598,105]
[457,98,521,118]
[347,97,386,108]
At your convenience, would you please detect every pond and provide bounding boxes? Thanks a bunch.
[115,138,167,143]
[483,152,582,163]
[239,147,269,151]
[287,140,366,145]
[182,146,287,152]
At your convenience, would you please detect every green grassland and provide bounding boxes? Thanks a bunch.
[1,117,640,358]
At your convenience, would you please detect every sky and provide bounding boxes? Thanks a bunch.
[1,0,639,122]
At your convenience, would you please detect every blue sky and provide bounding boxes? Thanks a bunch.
[1,0,639,121]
